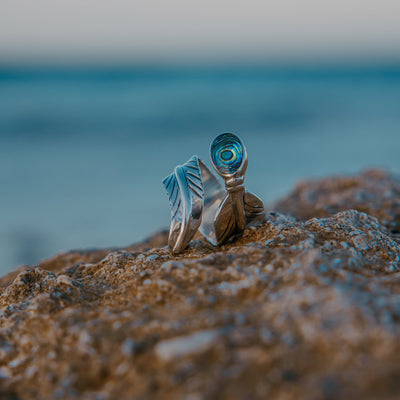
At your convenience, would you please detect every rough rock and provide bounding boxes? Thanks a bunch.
[274,169,400,232]
[1,169,400,399]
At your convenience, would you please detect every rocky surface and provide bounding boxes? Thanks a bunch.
[1,169,400,399]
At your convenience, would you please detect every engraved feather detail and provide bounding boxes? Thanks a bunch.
[162,156,204,254]
[214,191,264,245]
[214,194,236,245]
[244,192,264,221]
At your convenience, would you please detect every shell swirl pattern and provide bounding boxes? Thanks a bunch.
[210,133,244,175]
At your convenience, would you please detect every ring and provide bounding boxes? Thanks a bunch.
[163,133,264,254]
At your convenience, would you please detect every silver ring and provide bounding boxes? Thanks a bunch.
[163,133,264,254]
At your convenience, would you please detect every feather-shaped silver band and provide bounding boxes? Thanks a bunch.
[163,133,264,254]
[162,156,204,254]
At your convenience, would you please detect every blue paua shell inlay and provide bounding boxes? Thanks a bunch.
[211,133,244,175]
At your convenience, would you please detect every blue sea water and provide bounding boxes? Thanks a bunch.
[0,65,400,273]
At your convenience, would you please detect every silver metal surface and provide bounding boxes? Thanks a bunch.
[163,133,264,253]
[163,156,204,254]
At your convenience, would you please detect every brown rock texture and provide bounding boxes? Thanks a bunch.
[1,169,400,400]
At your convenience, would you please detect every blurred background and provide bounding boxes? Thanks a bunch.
[0,0,400,273]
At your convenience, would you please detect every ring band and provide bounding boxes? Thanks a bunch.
[163,133,264,254]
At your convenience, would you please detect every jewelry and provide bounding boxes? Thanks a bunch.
[163,133,264,254]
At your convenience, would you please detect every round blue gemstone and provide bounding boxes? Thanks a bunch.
[211,133,244,175]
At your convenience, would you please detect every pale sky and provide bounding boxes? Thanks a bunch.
[1,0,399,63]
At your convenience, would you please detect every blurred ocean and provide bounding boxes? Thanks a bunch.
[0,64,400,273]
